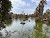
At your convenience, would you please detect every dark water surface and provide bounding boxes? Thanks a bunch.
[0,18,50,38]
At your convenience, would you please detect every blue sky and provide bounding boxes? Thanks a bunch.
[10,0,50,15]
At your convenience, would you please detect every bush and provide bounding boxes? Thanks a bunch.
[35,17,39,21]
[47,18,50,23]
[35,17,42,21]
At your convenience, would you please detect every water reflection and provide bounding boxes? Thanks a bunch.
[0,18,50,38]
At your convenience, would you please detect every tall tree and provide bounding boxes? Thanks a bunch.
[39,0,47,20]
[0,0,12,22]
[34,0,47,20]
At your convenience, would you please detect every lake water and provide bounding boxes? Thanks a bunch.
[0,18,50,38]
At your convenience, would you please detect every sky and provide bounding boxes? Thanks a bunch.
[10,0,50,15]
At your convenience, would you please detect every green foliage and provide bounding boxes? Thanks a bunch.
[6,19,12,25]
[0,0,12,28]
[0,32,2,37]
[47,23,50,26]
[0,0,12,20]
[0,23,4,27]
[44,9,50,23]
[34,0,47,20]
[47,18,50,23]
[0,13,2,19]
[35,17,39,21]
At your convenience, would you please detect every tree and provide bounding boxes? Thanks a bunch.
[0,0,12,22]
[34,0,47,20]
[44,9,50,18]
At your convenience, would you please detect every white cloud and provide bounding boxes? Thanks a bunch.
[10,0,30,14]
[24,9,35,14]
[10,8,34,14]
[31,0,50,5]
[31,0,50,13]
[10,0,30,7]
[31,0,40,5]
[26,3,30,6]
[10,0,26,8]
[47,0,50,1]
[10,0,50,14]
[44,7,50,12]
